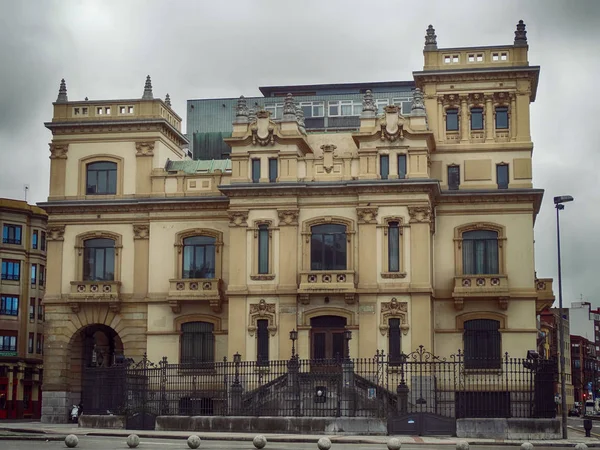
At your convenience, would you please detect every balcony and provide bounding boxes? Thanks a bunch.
[535,278,555,313]
[167,278,224,314]
[69,281,121,312]
[297,270,356,305]
[452,274,510,311]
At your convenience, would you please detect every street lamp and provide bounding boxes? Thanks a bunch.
[554,194,573,439]
[343,329,352,360]
[289,329,298,359]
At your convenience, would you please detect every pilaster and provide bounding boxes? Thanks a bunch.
[132,224,150,300]
[49,144,68,198]
[356,207,378,289]
[484,95,494,142]
[135,141,154,195]
[227,210,249,358]
[277,209,299,290]
[460,96,469,142]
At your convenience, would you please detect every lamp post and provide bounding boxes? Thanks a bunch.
[343,329,352,361]
[554,194,573,439]
[289,329,298,359]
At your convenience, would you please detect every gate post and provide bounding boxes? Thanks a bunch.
[340,360,355,416]
[397,381,409,415]
[286,356,300,416]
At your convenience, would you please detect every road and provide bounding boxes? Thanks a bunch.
[0,437,588,450]
[568,416,600,436]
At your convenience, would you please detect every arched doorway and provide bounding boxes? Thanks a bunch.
[68,324,124,411]
[310,315,347,360]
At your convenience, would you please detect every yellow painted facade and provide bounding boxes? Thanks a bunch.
[40,26,556,422]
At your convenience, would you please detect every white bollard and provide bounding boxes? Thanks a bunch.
[317,437,332,450]
[521,443,534,450]
[387,437,401,450]
[65,434,79,448]
[253,435,267,449]
[187,435,201,449]
[127,434,140,448]
[456,441,469,450]
[575,444,588,450]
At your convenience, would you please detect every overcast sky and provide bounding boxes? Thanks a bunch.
[0,0,598,307]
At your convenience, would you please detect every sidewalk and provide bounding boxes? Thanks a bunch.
[0,421,598,446]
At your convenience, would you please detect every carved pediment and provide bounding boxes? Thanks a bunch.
[250,113,275,146]
[380,106,405,142]
[379,297,409,336]
[248,299,277,336]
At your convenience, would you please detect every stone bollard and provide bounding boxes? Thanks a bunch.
[317,437,332,450]
[575,444,588,450]
[521,443,534,450]
[456,441,469,450]
[387,437,401,450]
[65,434,79,448]
[127,434,140,448]
[187,435,201,449]
[253,435,267,449]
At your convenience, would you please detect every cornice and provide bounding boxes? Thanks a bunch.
[438,188,544,217]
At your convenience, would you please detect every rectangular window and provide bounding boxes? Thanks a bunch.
[31,264,37,285]
[251,159,260,183]
[392,98,412,115]
[38,302,43,321]
[464,319,501,369]
[41,231,46,251]
[32,230,38,249]
[265,103,283,120]
[86,162,117,195]
[299,101,324,118]
[495,106,509,129]
[2,224,22,245]
[448,166,460,190]
[36,334,42,354]
[388,222,400,272]
[181,321,215,366]
[0,296,19,316]
[28,333,34,354]
[29,298,35,322]
[328,100,356,117]
[258,224,269,275]
[1,260,20,281]
[268,158,278,183]
[446,108,458,131]
[497,164,509,189]
[470,107,483,130]
[398,154,407,179]
[375,99,389,114]
[0,335,17,352]
[380,155,389,180]
[39,265,45,287]
[389,318,402,364]
[257,319,269,366]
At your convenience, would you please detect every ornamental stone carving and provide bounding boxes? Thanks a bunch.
[248,299,277,336]
[133,224,150,240]
[47,225,66,241]
[408,206,432,223]
[234,96,249,123]
[49,143,69,159]
[380,105,404,142]
[379,297,409,336]
[356,207,378,224]
[251,111,275,146]
[56,78,68,103]
[135,141,155,157]
[514,20,527,46]
[278,209,299,226]
[228,210,249,227]
[424,25,437,50]
[320,144,337,173]
[361,90,376,118]
[411,88,425,116]
[282,93,297,121]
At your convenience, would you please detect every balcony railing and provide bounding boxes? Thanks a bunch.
[69,280,121,312]
[452,274,510,310]
[298,270,356,305]
[167,278,224,314]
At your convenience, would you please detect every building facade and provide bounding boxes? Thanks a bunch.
[0,199,47,419]
[40,22,555,423]
[571,335,597,404]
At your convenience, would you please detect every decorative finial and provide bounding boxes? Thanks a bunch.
[361,90,376,118]
[514,20,527,47]
[410,89,426,116]
[248,107,257,122]
[165,93,171,107]
[295,106,306,132]
[142,75,153,100]
[234,96,249,123]
[56,78,68,103]
[424,25,437,51]
[282,93,297,121]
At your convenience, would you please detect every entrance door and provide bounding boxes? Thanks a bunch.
[310,316,347,361]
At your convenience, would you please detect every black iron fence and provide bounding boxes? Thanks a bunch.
[82,346,556,420]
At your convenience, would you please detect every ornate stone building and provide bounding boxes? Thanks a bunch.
[0,199,47,419]
[40,22,555,423]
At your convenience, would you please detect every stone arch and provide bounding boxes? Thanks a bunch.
[456,311,507,330]
[302,307,356,327]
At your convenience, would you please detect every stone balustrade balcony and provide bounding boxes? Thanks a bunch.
[167,278,224,314]
[297,270,356,305]
[68,280,121,312]
[452,274,510,311]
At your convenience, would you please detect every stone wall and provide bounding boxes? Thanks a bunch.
[456,418,561,440]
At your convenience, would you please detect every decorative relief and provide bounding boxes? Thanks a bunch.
[319,144,337,173]
[49,143,69,159]
[251,111,275,146]
[228,210,249,227]
[468,93,484,106]
[133,224,150,240]
[47,225,66,241]
[248,299,277,336]
[356,207,378,224]
[380,105,404,142]
[135,141,155,157]
[379,297,409,336]
[443,94,460,107]
[277,209,299,226]
[493,92,511,104]
[408,206,432,223]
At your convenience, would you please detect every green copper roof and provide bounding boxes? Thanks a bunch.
[165,159,231,174]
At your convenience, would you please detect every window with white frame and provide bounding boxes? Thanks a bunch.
[299,101,324,118]
[375,99,389,114]
[492,52,508,61]
[328,100,361,117]
[392,98,412,115]
[265,103,283,120]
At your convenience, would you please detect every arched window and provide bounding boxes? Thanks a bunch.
[310,224,347,271]
[182,236,216,279]
[86,162,117,195]
[181,321,215,366]
[462,230,499,275]
[83,238,115,281]
[463,319,501,369]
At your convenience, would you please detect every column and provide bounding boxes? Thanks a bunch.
[357,207,378,289]
[437,98,444,142]
[460,96,469,142]
[227,210,249,359]
[132,224,150,301]
[510,94,517,141]
[48,144,68,198]
[408,206,433,351]
[135,142,154,195]
[485,95,494,142]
